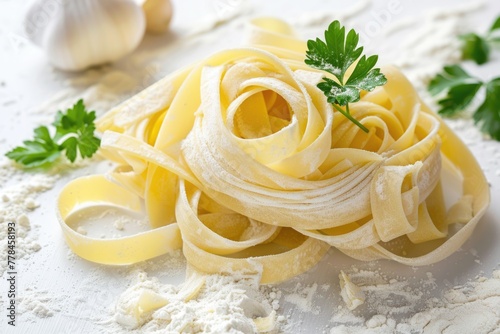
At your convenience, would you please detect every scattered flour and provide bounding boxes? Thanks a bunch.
[284,283,319,314]
[189,0,253,37]
[330,269,500,334]
[291,0,372,28]
[18,288,56,318]
[14,249,187,328]
[107,271,279,334]
[0,157,58,275]
[33,69,140,123]
[335,269,427,318]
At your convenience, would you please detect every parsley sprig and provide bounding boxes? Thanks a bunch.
[428,65,483,115]
[460,15,500,65]
[305,20,387,133]
[429,65,500,140]
[5,99,100,168]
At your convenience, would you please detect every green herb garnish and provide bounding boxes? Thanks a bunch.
[460,15,500,65]
[305,20,387,132]
[473,78,500,141]
[5,99,100,168]
[429,65,500,140]
[428,65,483,115]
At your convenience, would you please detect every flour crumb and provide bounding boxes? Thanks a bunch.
[284,283,318,313]
[366,314,387,328]
[17,214,31,229]
[114,219,125,231]
[24,197,39,210]
[77,226,88,235]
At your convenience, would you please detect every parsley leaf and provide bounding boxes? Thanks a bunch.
[5,126,61,168]
[60,126,101,162]
[53,99,100,162]
[53,99,97,138]
[428,65,479,94]
[428,65,500,141]
[460,15,500,65]
[461,33,490,65]
[428,65,483,115]
[491,16,500,31]
[305,21,363,82]
[305,20,387,133]
[473,78,500,141]
[5,99,100,168]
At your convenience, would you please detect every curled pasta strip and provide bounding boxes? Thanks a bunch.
[57,18,490,286]
[176,180,281,256]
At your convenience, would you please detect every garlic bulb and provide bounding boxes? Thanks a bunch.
[141,0,173,34]
[24,0,146,71]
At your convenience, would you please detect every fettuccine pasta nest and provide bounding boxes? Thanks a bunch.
[57,18,489,284]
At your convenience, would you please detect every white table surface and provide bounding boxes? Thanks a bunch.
[1,0,499,333]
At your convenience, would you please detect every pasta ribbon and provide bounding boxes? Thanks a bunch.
[57,18,490,287]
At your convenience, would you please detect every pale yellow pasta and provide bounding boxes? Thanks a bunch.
[57,18,490,285]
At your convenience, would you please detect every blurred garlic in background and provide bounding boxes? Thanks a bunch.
[24,0,147,71]
[141,0,173,34]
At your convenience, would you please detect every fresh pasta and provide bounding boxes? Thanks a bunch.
[57,18,490,284]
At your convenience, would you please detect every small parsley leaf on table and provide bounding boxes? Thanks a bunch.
[460,15,500,65]
[428,65,500,141]
[305,20,387,133]
[428,65,483,116]
[5,99,101,168]
[461,33,490,65]
[473,78,500,141]
[5,126,61,168]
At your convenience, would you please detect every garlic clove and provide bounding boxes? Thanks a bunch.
[141,0,173,34]
[24,0,146,72]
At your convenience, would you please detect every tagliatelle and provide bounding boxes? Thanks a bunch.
[57,18,490,288]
